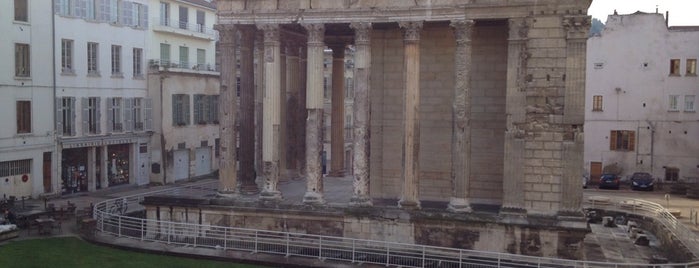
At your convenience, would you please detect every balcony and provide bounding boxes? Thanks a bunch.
[149,59,219,74]
[153,18,218,41]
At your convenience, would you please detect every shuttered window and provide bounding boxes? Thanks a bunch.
[16,101,31,134]
[172,94,190,126]
[193,94,207,124]
[609,130,635,151]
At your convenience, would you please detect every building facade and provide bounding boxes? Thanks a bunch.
[53,0,153,194]
[0,0,56,199]
[216,0,591,215]
[585,12,699,184]
[147,0,220,185]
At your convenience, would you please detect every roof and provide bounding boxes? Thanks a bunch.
[179,0,216,10]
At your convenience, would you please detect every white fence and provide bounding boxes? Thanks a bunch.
[92,183,699,267]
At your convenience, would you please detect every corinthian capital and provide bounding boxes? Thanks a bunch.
[256,24,280,44]
[450,20,474,45]
[350,22,372,46]
[215,24,237,45]
[398,21,423,43]
[303,23,325,46]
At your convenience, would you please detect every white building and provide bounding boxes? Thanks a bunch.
[54,0,153,194]
[0,0,56,199]
[147,0,219,184]
[585,12,699,184]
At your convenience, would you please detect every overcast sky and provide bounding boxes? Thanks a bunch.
[588,0,699,26]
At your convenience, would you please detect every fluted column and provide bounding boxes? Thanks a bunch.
[239,25,258,194]
[502,18,529,214]
[100,145,108,188]
[87,147,97,191]
[448,19,474,213]
[258,24,282,201]
[286,41,301,174]
[278,40,288,181]
[254,31,264,186]
[329,43,346,177]
[303,23,326,205]
[298,44,308,177]
[397,21,422,210]
[214,24,238,197]
[349,22,372,206]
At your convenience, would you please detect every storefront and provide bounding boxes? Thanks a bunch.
[107,144,130,186]
[61,147,88,194]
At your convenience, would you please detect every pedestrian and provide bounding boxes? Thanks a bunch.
[3,209,16,225]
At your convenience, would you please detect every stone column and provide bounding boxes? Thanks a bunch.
[447,19,474,213]
[258,24,282,201]
[101,145,108,188]
[278,40,288,181]
[329,43,346,177]
[286,41,301,174]
[501,18,529,214]
[397,21,422,209]
[239,25,258,194]
[302,23,326,205]
[87,147,96,191]
[214,24,238,197]
[254,31,265,186]
[298,44,308,177]
[349,22,372,206]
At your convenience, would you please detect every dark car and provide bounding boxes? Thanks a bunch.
[630,172,654,191]
[598,174,620,189]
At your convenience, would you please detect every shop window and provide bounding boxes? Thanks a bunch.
[687,59,697,76]
[670,59,680,76]
[592,95,603,111]
[0,159,31,177]
[665,167,679,182]
[14,0,28,22]
[668,95,679,111]
[685,95,696,112]
[172,94,190,126]
[609,130,635,151]
[15,43,30,77]
[16,100,31,134]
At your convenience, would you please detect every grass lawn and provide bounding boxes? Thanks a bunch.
[0,237,269,268]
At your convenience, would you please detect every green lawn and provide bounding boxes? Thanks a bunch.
[0,237,268,268]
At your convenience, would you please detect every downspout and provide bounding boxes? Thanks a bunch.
[647,120,656,174]
[51,0,58,195]
[159,75,166,185]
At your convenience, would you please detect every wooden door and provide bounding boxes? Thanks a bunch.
[590,162,602,185]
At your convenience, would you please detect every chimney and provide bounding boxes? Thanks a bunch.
[666,11,669,27]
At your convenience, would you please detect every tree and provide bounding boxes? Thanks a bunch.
[589,18,605,36]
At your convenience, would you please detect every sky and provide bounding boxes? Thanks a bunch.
[588,0,699,26]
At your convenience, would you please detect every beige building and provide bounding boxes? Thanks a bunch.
[215,0,591,216]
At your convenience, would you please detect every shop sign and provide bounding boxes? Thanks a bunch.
[63,138,137,149]
[21,174,29,182]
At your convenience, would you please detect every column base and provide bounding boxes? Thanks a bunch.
[398,199,420,210]
[349,195,373,207]
[259,190,282,201]
[239,183,260,195]
[217,191,238,199]
[447,198,472,213]
[302,192,325,205]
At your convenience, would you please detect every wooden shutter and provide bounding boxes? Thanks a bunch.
[609,131,617,151]
[629,131,636,151]
[55,98,63,136]
[95,98,101,134]
[124,98,133,132]
[106,97,113,133]
[139,4,148,28]
[81,98,89,135]
[69,97,76,136]
[144,98,153,131]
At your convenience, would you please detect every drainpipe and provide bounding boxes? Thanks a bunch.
[647,120,656,174]
[159,75,167,185]
[51,0,58,195]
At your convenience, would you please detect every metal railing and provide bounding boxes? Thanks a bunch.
[155,18,217,37]
[148,59,218,72]
[93,183,699,267]
[586,196,699,259]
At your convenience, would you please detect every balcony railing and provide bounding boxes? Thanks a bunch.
[148,59,218,72]
[156,18,218,38]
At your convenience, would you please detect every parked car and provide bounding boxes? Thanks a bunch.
[598,174,620,189]
[630,172,654,191]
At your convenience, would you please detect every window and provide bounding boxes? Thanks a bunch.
[61,39,74,74]
[196,10,205,32]
[86,0,96,20]
[133,48,143,78]
[214,138,220,157]
[111,45,121,75]
[670,59,681,76]
[74,0,87,18]
[592,95,603,111]
[0,159,31,177]
[16,101,31,134]
[178,6,188,29]
[323,77,329,99]
[133,98,143,131]
[135,3,147,28]
[121,1,134,26]
[208,95,219,124]
[87,42,99,75]
[59,97,76,136]
[665,167,679,182]
[194,94,207,124]
[687,59,697,76]
[196,49,205,69]
[669,95,679,111]
[85,97,100,134]
[172,94,190,126]
[55,0,71,16]
[345,78,354,99]
[14,0,28,22]
[685,95,696,112]
[160,43,170,65]
[179,46,189,68]
[609,130,635,151]
[15,43,30,77]
[159,2,169,26]
[108,97,123,132]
